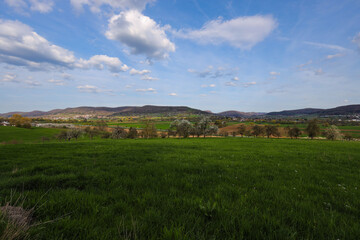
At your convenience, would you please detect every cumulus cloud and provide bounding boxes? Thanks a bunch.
[5,0,54,13]
[176,15,277,49]
[141,75,158,81]
[168,93,177,96]
[0,19,76,70]
[70,0,155,13]
[136,87,157,93]
[106,10,175,60]
[77,55,129,72]
[0,19,129,73]
[130,68,151,75]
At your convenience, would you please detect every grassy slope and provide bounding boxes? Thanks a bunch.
[0,138,359,239]
[0,126,62,143]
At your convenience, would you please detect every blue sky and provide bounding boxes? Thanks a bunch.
[0,0,359,113]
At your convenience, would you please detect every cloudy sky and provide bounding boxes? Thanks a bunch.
[0,0,360,113]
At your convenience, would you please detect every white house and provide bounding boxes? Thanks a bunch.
[1,121,10,126]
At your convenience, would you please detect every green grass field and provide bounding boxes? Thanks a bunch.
[0,126,62,143]
[1,136,359,239]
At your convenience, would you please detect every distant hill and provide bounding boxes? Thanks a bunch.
[267,104,360,117]
[0,105,211,118]
[218,111,265,118]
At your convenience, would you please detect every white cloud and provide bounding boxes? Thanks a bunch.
[304,41,349,52]
[77,85,101,93]
[201,84,216,88]
[168,93,177,96]
[352,33,360,51]
[70,0,155,13]
[5,0,54,13]
[326,53,345,60]
[225,81,236,87]
[0,19,76,70]
[243,81,256,87]
[106,10,175,60]
[232,76,239,81]
[0,19,129,73]
[25,79,41,86]
[1,73,18,83]
[176,15,277,49]
[29,0,54,13]
[5,0,27,9]
[77,55,129,72]
[48,79,66,86]
[269,71,280,76]
[130,68,151,75]
[136,87,157,93]
[141,75,158,81]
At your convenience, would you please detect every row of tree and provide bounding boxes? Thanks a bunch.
[169,118,218,138]
[234,119,350,140]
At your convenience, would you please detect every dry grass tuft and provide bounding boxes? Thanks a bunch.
[0,203,33,240]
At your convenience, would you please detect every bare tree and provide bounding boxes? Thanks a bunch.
[237,124,246,137]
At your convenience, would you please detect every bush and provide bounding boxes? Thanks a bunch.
[56,131,68,141]
[112,127,127,139]
[127,127,138,139]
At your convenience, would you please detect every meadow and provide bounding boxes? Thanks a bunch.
[0,134,359,239]
[0,126,62,143]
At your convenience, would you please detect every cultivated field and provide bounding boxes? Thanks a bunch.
[0,134,359,239]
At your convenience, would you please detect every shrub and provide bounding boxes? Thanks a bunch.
[112,127,127,139]
[127,127,138,139]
